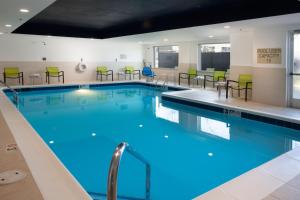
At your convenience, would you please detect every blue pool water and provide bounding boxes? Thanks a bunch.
[5,84,300,199]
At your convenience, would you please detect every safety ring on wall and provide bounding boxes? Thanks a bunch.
[76,63,87,72]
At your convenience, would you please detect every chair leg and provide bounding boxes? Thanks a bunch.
[21,76,24,85]
[62,75,64,84]
[245,89,248,102]
[178,74,181,85]
[112,73,114,81]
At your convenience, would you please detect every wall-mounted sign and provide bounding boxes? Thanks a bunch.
[120,54,127,59]
[257,48,282,64]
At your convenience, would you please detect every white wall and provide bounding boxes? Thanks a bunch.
[229,26,294,106]
[0,34,143,84]
[230,31,253,67]
[0,34,143,62]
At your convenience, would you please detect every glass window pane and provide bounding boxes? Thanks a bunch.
[153,46,179,68]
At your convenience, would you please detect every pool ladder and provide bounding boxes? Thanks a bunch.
[155,75,168,90]
[0,80,19,105]
[106,142,151,200]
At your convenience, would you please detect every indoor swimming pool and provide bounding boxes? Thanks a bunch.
[4,83,300,200]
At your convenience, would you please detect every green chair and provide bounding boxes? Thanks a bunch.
[96,66,113,81]
[178,67,198,86]
[203,70,226,88]
[226,74,253,101]
[3,67,24,85]
[46,67,64,84]
[124,66,141,80]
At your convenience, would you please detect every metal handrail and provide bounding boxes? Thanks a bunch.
[0,80,19,104]
[107,142,151,200]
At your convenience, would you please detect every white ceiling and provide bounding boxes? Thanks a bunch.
[111,13,300,44]
[0,0,56,34]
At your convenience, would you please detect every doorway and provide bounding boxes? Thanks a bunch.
[289,31,300,108]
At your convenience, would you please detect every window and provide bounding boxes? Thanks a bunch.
[154,46,179,68]
[199,43,230,71]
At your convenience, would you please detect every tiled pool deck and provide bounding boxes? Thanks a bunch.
[1,80,300,200]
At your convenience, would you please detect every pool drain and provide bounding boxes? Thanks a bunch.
[0,170,27,185]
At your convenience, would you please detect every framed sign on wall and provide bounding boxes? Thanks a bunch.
[257,48,282,64]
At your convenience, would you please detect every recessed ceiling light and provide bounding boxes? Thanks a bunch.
[47,35,52,38]
[224,25,231,29]
[0,32,3,35]
[163,38,169,42]
[90,38,94,40]
[19,9,29,13]
[208,35,214,38]
[5,24,12,27]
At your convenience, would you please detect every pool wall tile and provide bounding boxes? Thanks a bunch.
[162,95,300,131]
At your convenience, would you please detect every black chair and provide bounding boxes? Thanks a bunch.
[124,66,140,80]
[178,68,198,86]
[96,66,113,81]
[204,71,226,88]
[226,74,253,101]
[46,67,64,84]
[3,67,24,85]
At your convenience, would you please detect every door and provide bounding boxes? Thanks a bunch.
[290,31,300,108]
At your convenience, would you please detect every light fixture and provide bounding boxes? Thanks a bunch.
[208,35,214,38]
[139,124,143,128]
[208,152,213,157]
[91,133,96,136]
[164,135,169,139]
[19,9,29,13]
[224,25,230,29]
[5,24,12,27]
[90,38,94,40]
[0,32,3,35]
[49,140,54,144]
[163,38,169,42]
[47,35,52,38]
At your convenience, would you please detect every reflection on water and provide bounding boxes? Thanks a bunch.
[198,117,230,140]
[155,96,179,123]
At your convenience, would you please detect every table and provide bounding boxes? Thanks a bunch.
[29,73,43,85]
[193,75,204,87]
[117,71,125,80]
[216,81,227,97]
